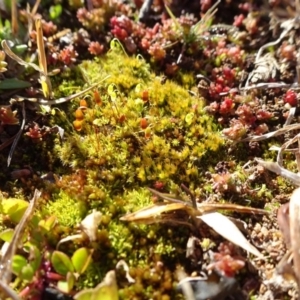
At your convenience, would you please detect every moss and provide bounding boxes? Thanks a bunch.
[76,263,105,290]
[54,47,224,191]
[44,47,227,294]
[44,190,86,227]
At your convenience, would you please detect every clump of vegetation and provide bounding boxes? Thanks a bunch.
[55,42,224,191]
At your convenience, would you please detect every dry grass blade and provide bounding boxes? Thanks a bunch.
[148,187,266,215]
[198,212,263,257]
[255,131,300,186]
[0,134,18,151]
[255,19,294,61]
[176,269,196,300]
[239,82,293,91]
[0,189,41,284]
[120,203,195,224]
[121,188,267,253]
[239,123,300,142]
[7,102,25,167]
[35,18,47,75]
[0,280,21,300]
[1,40,45,74]
[289,188,300,291]
[192,0,220,36]
[197,202,266,215]
[48,29,71,43]
[256,158,300,186]
[284,107,297,126]
[35,18,52,99]
[11,0,18,36]
[36,77,110,105]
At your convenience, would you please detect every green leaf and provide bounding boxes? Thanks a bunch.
[12,254,27,276]
[57,272,75,294]
[93,270,119,300]
[51,251,74,276]
[57,281,70,294]
[49,4,62,20]
[67,271,75,291]
[39,215,57,232]
[71,248,93,275]
[0,228,14,242]
[20,264,35,281]
[14,45,28,55]
[0,78,31,90]
[74,289,94,300]
[2,199,29,223]
[74,270,119,300]
[28,245,42,273]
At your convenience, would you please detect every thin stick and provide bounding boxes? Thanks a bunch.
[181,183,197,209]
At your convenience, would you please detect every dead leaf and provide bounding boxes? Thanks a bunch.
[198,212,263,257]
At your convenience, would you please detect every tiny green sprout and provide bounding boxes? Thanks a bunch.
[110,38,128,56]
[12,255,27,278]
[185,112,194,126]
[38,215,57,232]
[165,0,220,45]
[49,4,63,20]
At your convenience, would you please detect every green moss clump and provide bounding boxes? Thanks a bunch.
[55,46,224,190]
[44,190,86,227]
[47,45,225,295]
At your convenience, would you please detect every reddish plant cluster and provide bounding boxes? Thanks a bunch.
[25,123,60,142]
[207,242,245,277]
[77,7,106,31]
[0,106,19,125]
[55,169,88,197]
[25,123,44,140]
[211,172,232,193]
[284,90,298,107]
[110,15,133,41]
[88,41,104,55]
[207,95,273,140]
[41,20,58,37]
[19,255,65,300]
[58,45,78,66]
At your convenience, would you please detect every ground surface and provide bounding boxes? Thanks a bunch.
[0,0,300,299]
